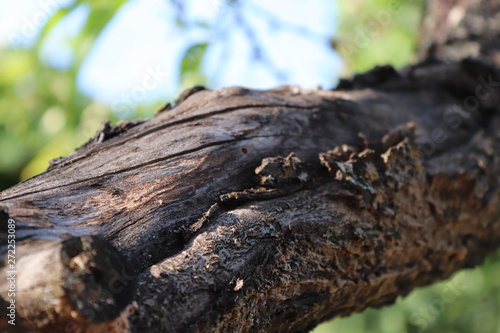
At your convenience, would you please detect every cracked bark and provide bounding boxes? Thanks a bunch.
[1,0,500,332]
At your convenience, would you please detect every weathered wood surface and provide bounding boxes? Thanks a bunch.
[0,58,499,332]
[0,235,135,332]
[2,0,500,330]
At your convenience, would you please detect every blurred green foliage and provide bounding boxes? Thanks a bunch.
[180,42,209,88]
[0,1,498,332]
[0,0,128,190]
[335,0,424,74]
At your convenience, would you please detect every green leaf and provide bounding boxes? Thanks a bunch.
[179,42,208,85]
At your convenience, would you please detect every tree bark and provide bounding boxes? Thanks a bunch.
[1,1,500,332]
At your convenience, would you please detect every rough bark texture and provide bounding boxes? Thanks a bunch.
[0,235,136,332]
[418,0,500,62]
[1,0,500,332]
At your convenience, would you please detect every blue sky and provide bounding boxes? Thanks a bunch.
[1,0,342,115]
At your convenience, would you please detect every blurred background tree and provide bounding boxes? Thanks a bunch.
[0,0,498,332]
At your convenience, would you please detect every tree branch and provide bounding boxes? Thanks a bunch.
[0,58,499,332]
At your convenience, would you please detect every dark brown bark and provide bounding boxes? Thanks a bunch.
[418,0,500,62]
[1,59,499,332]
[0,236,135,332]
[1,0,500,332]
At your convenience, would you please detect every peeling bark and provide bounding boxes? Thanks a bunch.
[0,58,499,332]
